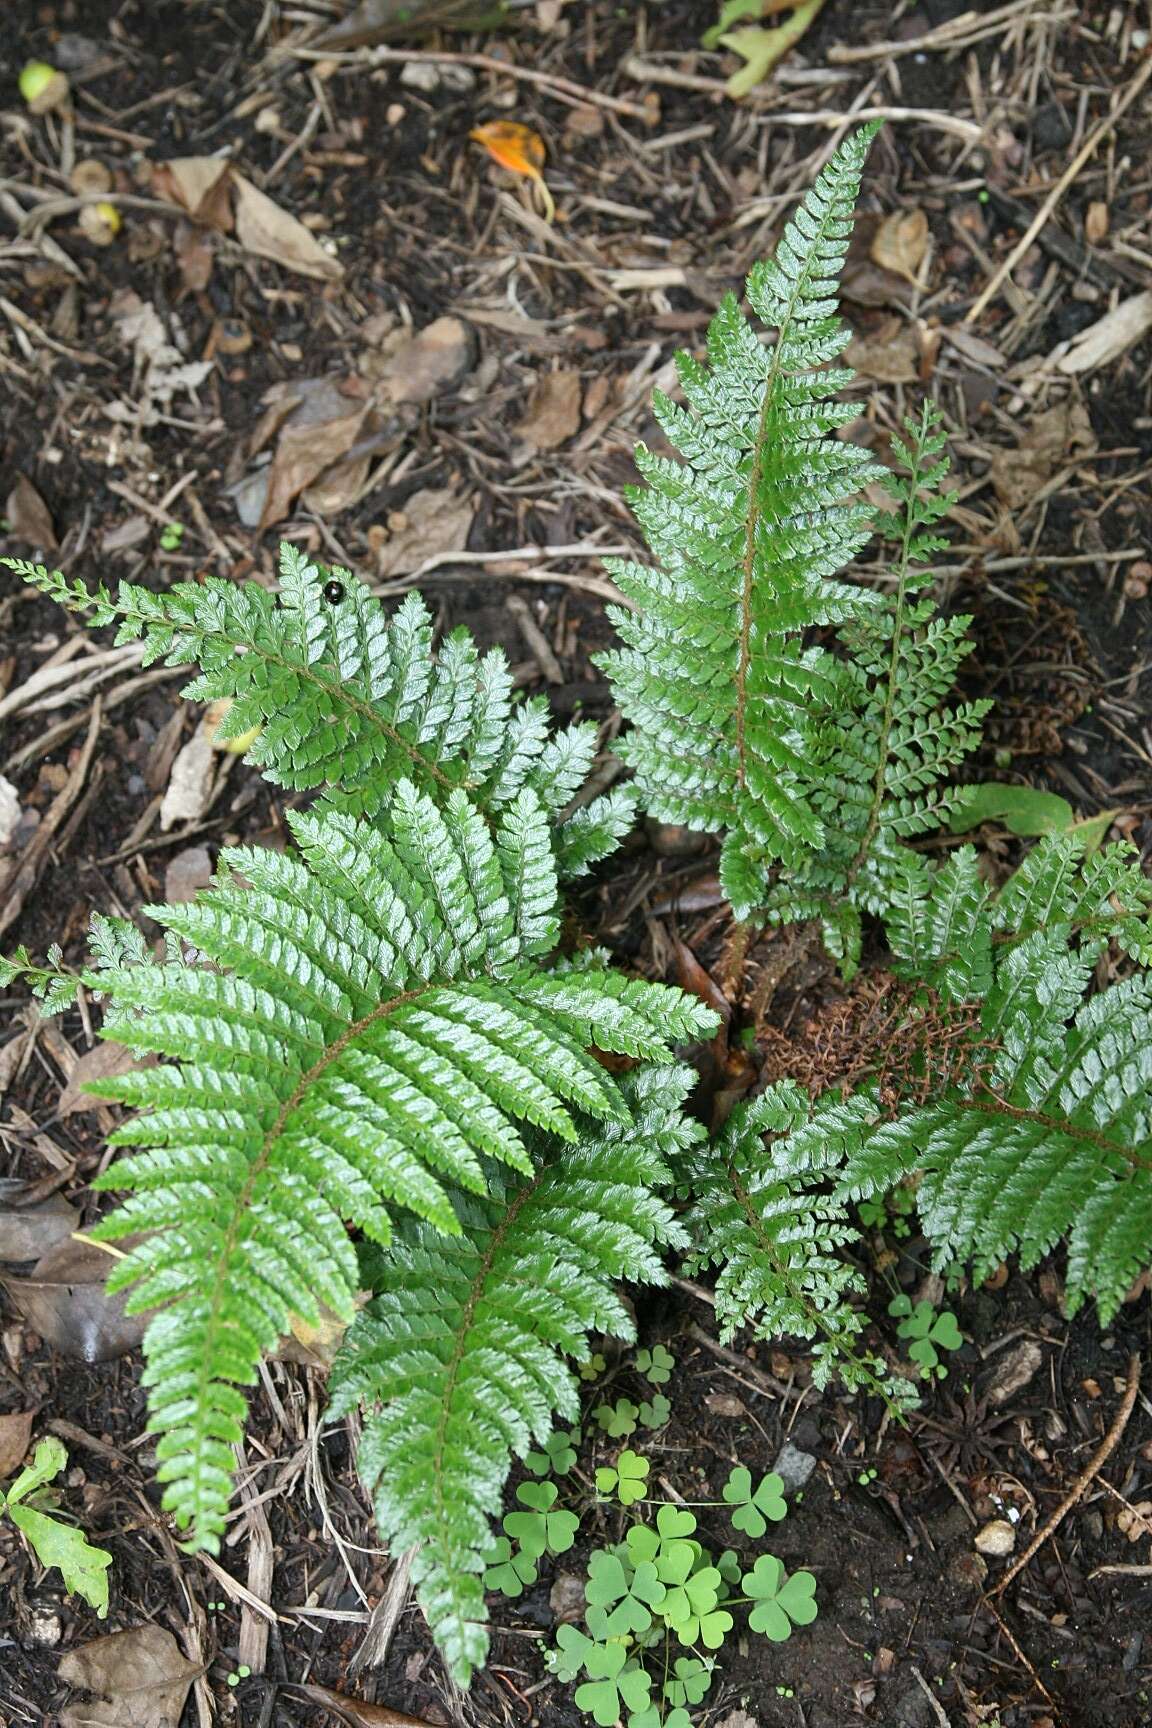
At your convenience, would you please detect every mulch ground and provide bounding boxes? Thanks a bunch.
[2,2,1152,1726]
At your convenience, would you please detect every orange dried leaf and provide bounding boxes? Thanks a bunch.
[470,120,555,222]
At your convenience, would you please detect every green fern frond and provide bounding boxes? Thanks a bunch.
[596,127,886,915]
[81,785,717,1552]
[683,1085,904,1398]
[329,1065,702,1683]
[2,546,632,875]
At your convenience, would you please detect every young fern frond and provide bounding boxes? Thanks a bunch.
[683,1086,909,1401]
[329,1065,702,1684]
[2,545,634,875]
[770,839,1152,1321]
[596,126,885,916]
[81,783,716,1551]
[597,132,986,943]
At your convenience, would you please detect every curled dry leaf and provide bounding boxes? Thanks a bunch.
[3,1233,148,1363]
[0,1408,35,1477]
[1054,290,1152,376]
[159,724,217,831]
[5,474,58,552]
[59,1625,200,1728]
[0,1182,80,1264]
[233,171,343,282]
[59,1042,154,1119]
[845,318,920,384]
[282,1682,441,1727]
[870,208,930,282]
[374,487,475,578]
[514,368,582,453]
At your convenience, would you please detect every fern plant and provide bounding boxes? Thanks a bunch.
[595,127,986,960]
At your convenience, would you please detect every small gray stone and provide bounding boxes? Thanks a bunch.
[771,1439,818,1493]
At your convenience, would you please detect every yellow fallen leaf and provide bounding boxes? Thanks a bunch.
[470,120,555,223]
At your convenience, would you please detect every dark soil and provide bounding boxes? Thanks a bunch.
[2,2,1151,1727]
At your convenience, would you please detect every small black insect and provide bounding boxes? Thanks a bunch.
[323,579,346,604]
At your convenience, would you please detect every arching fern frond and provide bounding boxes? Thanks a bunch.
[328,1064,702,1684]
[596,126,886,914]
[765,838,1152,1320]
[3,545,634,875]
[81,784,716,1552]
[683,1085,908,1400]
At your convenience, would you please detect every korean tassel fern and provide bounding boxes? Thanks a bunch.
[3,122,1152,1695]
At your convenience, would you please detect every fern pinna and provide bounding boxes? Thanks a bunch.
[67,786,713,1574]
[596,128,984,955]
[330,1065,702,1681]
[5,543,634,876]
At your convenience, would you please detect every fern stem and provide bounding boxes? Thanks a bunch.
[960,1090,1152,1174]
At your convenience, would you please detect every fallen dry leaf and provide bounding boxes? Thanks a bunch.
[376,316,474,406]
[233,170,344,282]
[983,1338,1044,1408]
[4,1233,148,1363]
[0,1183,80,1263]
[514,369,582,452]
[1055,289,1152,375]
[159,724,216,831]
[1116,1500,1152,1543]
[375,487,475,577]
[1085,200,1109,245]
[990,398,1097,511]
[5,474,58,551]
[59,1042,152,1119]
[312,0,508,49]
[152,156,234,229]
[163,845,213,905]
[0,1409,35,1478]
[845,317,920,384]
[59,1625,200,1728]
[870,207,930,282]
[282,1683,440,1727]
[107,293,214,425]
[470,121,554,222]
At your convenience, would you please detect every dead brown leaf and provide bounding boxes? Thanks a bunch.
[376,316,474,405]
[59,1043,153,1119]
[153,157,234,230]
[0,1182,80,1263]
[4,1234,148,1363]
[283,1682,441,1727]
[1055,290,1152,375]
[260,399,370,531]
[375,487,475,577]
[845,317,919,384]
[59,1624,200,1728]
[869,207,929,282]
[233,171,344,282]
[514,369,582,452]
[990,399,1097,510]
[5,474,58,551]
[0,1408,34,1477]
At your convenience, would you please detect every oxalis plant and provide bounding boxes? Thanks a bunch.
[4,124,1152,1695]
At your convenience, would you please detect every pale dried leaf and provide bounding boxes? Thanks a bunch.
[154,156,234,229]
[983,1338,1044,1407]
[1055,290,1152,375]
[0,1184,80,1263]
[375,488,474,577]
[0,1408,35,1478]
[4,1234,148,1363]
[870,207,929,281]
[59,1043,153,1119]
[514,369,583,451]
[163,845,213,905]
[59,1625,199,1728]
[5,475,58,552]
[845,318,919,384]
[377,317,474,405]
[233,172,343,282]
[990,399,1097,510]
[260,403,369,530]
[159,727,215,831]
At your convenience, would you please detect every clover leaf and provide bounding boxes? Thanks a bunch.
[580,1352,608,1383]
[635,1344,675,1385]
[484,1536,537,1597]
[594,1397,639,1438]
[889,1297,963,1379]
[722,1465,788,1537]
[503,1479,579,1557]
[660,1565,731,1646]
[638,1393,671,1430]
[596,1448,649,1507]
[526,1426,580,1476]
[586,1550,666,1636]
[547,1622,598,1683]
[742,1553,819,1641]
[575,1644,652,1728]
[664,1654,715,1707]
